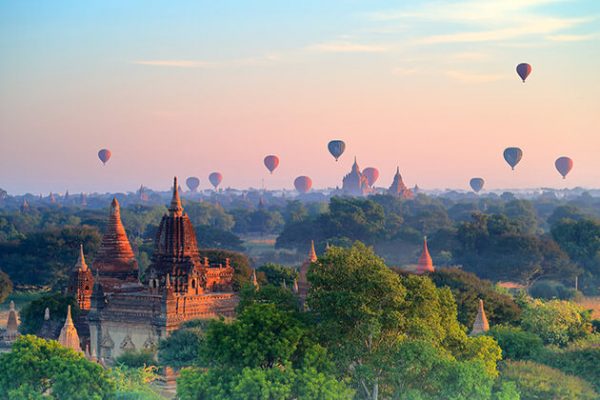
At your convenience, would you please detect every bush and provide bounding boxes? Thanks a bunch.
[498,360,598,400]
[487,326,544,360]
[115,349,157,368]
[0,269,12,304]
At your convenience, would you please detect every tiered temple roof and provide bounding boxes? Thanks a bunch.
[388,167,414,199]
[92,198,139,291]
[470,299,490,336]
[415,236,435,274]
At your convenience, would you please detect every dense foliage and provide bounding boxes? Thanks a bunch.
[0,269,13,303]
[19,292,79,334]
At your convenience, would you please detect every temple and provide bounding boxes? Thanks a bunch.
[470,299,490,336]
[415,236,435,274]
[388,167,414,199]
[83,177,238,362]
[342,157,373,196]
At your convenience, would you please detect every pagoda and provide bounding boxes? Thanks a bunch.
[3,301,19,342]
[470,299,490,336]
[342,157,372,196]
[388,167,414,199]
[58,305,82,353]
[92,197,139,292]
[68,244,94,310]
[297,240,318,302]
[415,236,435,274]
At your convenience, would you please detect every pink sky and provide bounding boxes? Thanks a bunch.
[1,1,599,194]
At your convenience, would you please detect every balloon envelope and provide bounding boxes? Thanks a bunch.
[363,167,379,187]
[516,63,532,82]
[294,176,312,194]
[555,157,573,179]
[186,177,200,191]
[470,178,485,193]
[209,172,223,189]
[503,147,523,170]
[327,140,346,161]
[264,155,280,174]
[98,149,111,165]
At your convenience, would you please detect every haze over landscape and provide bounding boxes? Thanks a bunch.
[1,0,600,194]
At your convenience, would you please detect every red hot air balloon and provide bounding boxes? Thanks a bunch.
[516,63,532,82]
[294,176,312,194]
[363,167,379,187]
[264,155,280,174]
[209,172,223,189]
[98,149,111,165]
[186,177,200,191]
[555,157,573,179]
[470,178,485,193]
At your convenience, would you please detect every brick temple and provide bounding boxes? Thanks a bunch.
[68,177,237,362]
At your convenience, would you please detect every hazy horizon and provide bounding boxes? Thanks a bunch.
[1,0,599,194]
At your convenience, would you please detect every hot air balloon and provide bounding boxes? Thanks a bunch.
[294,176,312,194]
[264,155,279,174]
[186,177,200,192]
[363,167,379,187]
[470,178,485,193]
[328,140,346,161]
[209,172,223,190]
[503,147,523,170]
[555,157,573,179]
[98,149,111,165]
[516,63,532,82]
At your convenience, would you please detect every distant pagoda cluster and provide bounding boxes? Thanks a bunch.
[341,158,414,199]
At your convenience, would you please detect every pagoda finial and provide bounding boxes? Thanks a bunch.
[169,177,183,216]
[9,300,15,311]
[110,197,120,215]
[293,278,299,293]
[75,244,88,271]
[44,307,50,321]
[64,305,74,327]
[308,240,318,263]
[165,273,171,288]
[396,166,400,175]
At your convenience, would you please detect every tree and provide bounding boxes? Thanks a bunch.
[520,299,592,346]
[19,292,79,334]
[0,268,13,304]
[115,349,157,368]
[487,326,544,361]
[158,320,206,369]
[308,242,406,400]
[176,304,352,400]
[497,361,598,400]
[0,335,114,399]
[196,225,244,251]
[257,263,298,286]
[430,268,521,327]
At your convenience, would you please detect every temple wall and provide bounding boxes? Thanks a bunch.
[93,319,163,362]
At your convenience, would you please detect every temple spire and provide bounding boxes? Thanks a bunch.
[74,244,88,272]
[169,176,183,217]
[5,301,19,341]
[251,269,259,290]
[416,236,434,274]
[293,278,299,294]
[470,299,490,336]
[58,305,82,353]
[308,240,318,263]
[44,307,50,321]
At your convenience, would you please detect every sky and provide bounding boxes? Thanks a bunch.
[1,0,599,194]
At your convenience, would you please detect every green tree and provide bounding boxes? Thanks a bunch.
[257,263,298,286]
[19,292,79,334]
[497,360,598,400]
[0,335,114,399]
[520,299,592,346]
[487,326,544,360]
[158,320,206,369]
[0,268,13,303]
